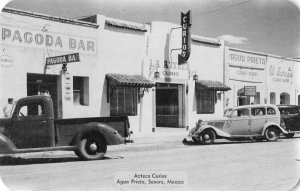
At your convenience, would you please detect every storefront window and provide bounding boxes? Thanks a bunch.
[110,87,137,116]
[73,76,89,106]
[280,92,290,104]
[196,87,215,114]
[270,92,276,105]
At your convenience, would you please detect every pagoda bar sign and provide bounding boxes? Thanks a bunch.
[178,10,192,65]
[46,53,80,65]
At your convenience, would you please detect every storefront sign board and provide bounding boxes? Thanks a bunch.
[226,49,267,69]
[1,27,96,54]
[244,86,256,96]
[46,53,80,65]
[178,11,191,65]
[268,59,294,85]
[228,66,264,83]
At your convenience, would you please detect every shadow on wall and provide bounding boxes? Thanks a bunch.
[100,79,110,116]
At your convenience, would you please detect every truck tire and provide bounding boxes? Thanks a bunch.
[76,133,107,160]
[198,129,215,145]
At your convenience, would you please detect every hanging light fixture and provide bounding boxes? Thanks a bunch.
[154,71,160,78]
[193,73,198,81]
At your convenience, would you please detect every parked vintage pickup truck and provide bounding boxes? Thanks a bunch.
[0,95,131,160]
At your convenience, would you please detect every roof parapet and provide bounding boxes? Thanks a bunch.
[2,7,99,29]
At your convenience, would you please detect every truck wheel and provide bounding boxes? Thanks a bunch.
[284,133,295,138]
[198,129,215,145]
[264,127,279,142]
[77,135,107,160]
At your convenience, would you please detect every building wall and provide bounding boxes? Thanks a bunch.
[266,56,297,105]
[187,38,225,127]
[0,9,98,118]
[145,21,226,129]
[225,47,300,107]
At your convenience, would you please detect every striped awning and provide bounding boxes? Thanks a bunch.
[196,80,231,91]
[106,73,155,88]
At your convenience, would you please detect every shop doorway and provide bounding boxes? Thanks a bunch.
[237,88,250,106]
[237,88,260,106]
[156,83,183,127]
[27,73,60,118]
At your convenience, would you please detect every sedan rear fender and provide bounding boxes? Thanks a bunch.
[263,122,288,135]
[0,133,17,154]
[198,125,231,138]
[75,122,124,146]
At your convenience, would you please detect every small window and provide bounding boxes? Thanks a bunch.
[73,76,89,106]
[18,102,44,117]
[196,87,215,114]
[110,87,137,116]
[251,108,266,116]
[267,107,276,115]
[285,108,299,115]
[231,108,249,117]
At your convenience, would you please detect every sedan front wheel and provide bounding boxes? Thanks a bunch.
[198,129,215,145]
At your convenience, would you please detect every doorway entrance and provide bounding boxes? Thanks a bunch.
[156,83,183,127]
[27,73,60,118]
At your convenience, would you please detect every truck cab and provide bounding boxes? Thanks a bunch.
[0,95,130,160]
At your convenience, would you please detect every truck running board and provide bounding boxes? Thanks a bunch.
[12,146,76,154]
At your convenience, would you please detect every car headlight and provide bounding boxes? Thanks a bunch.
[200,121,208,126]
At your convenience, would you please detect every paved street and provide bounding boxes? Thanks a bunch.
[0,134,299,191]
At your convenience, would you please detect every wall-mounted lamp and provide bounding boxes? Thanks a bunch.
[189,70,198,81]
[61,64,67,73]
[217,92,222,100]
[154,71,160,78]
[139,87,149,97]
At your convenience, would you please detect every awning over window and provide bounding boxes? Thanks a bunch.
[196,80,231,91]
[106,73,155,88]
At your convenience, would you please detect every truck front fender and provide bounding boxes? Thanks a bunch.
[76,122,124,146]
[0,133,17,154]
[263,122,288,135]
[198,125,231,138]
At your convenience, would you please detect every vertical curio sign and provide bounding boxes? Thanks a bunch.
[178,10,192,65]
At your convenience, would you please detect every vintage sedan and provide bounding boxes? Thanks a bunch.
[188,104,288,144]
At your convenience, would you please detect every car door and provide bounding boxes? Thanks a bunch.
[250,107,268,135]
[9,100,49,148]
[228,108,251,136]
[281,107,299,131]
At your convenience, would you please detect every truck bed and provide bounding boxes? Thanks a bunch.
[54,116,130,146]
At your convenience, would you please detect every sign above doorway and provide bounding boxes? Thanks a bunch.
[46,53,80,66]
[244,86,256,96]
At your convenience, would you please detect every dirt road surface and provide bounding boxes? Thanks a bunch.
[0,135,299,191]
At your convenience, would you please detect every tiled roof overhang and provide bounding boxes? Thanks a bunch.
[196,80,231,91]
[106,73,155,88]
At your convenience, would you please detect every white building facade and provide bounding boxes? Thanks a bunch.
[224,47,300,107]
[1,8,298,136]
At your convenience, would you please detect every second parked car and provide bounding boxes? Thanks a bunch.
[277,105,300,138]
[188,104,288,144]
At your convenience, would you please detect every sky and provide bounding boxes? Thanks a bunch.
[1,0,300,58]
